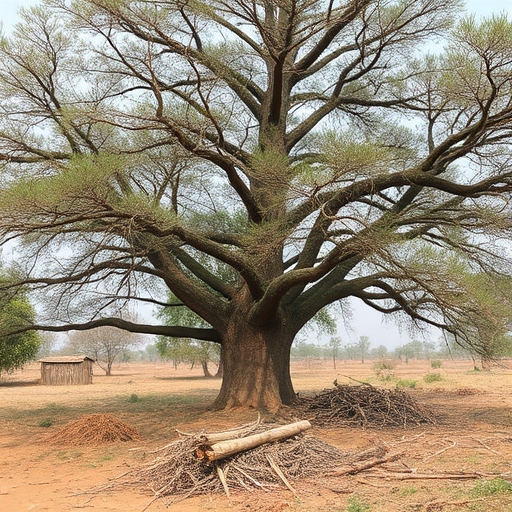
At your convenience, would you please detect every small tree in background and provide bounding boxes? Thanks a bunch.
[66,325,144,376]
[357,336,371,364]
[0,270,40,376]
[328,337,342,370]
[156,337,221,378]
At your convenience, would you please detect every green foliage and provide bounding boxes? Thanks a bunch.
[399,486,418,497]
[128,393,140,403]
[38,418,53,428]
[347,496,371,512]
[396,379,417,389]
[156,337,220,371]
[423,373,443,383]
[0,270,40,376]
[394,341,424,363]
[373,360,396,381]
[291,340,324,359]
[430,360,442,369]
[470,478,512,498]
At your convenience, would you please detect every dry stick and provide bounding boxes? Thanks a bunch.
[392,432,426,445]
[328,451,404,476]
[266,454,298,497]
[420,497,486,511]
[423,440,457,462]
[231,464,266,489]
[471,436,502,456]
[368,471,490,481]
[216,465,230,498]
[339,374,375,386]
[195,420,312,462]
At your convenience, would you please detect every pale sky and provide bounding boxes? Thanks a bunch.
[1,0,511,348]
[2,0,511,30]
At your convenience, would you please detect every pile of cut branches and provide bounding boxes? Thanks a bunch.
[302,381,436,428]
[46,413,142,445]
[97,417,394,505]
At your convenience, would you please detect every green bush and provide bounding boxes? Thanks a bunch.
[430,360,442,369]
[347,496,371,512]
[423,372,442,383]
[128,393,140,403]
[396,379,417,389]
[373,360,396,381]
[471,478,512,498]
[38,418,53,428]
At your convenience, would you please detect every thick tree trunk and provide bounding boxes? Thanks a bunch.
[212,316,297,412]
[201,360,213,378]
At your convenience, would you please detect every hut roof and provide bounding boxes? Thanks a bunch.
[39,355,95,363]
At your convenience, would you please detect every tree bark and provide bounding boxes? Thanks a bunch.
[201,360,213,378]
[195,420,312,462]
[212,311,298,412]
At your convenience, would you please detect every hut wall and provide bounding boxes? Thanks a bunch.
[41,360,93,385]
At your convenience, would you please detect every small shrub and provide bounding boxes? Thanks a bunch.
[373,360,396,381]
[396,379,417,389]
[423,373,442,383]
[347,496,371,512]
[471,478,512,498]
[38,418,53,428]
[128,393,140,403]
[400,486,418,497]
[430,360,442,369]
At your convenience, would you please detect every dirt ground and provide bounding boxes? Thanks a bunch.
[1,358,512,512]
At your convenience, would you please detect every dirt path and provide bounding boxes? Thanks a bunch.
[1,360,512,511]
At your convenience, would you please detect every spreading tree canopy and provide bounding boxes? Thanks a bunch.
[1,0,512,409]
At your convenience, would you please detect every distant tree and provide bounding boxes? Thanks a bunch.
[0,271,40,376]
[444,332,512,371]
[328,336,342,370]
[144,343,162,363]
[157,293,223,377]
[371,345,389,360]
[357,336,371,364]
[341,342,359,361]
[156,337,221,377]
[395,340,424,363]
[67,325,144,376]
[35,332,56,359]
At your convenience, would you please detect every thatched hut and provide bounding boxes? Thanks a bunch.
[39,355,94,385]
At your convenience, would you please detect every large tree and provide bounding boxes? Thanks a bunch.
[1,0,512,410]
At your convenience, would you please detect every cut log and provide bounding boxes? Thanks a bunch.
[195,420,312,462]
[176,414,262,443]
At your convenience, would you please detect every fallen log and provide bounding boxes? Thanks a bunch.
[195,420,312,462]
[176,414,262,444]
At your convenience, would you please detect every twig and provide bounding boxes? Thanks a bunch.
[328,451,404,476]
[471,437,501,456]
[216,464,230,498]
[368,471,491,481]
[266,454,298,497]
[337,375,374,387]
[420,497,486,511]
[392,432,426,445]
[423,440,457,462]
